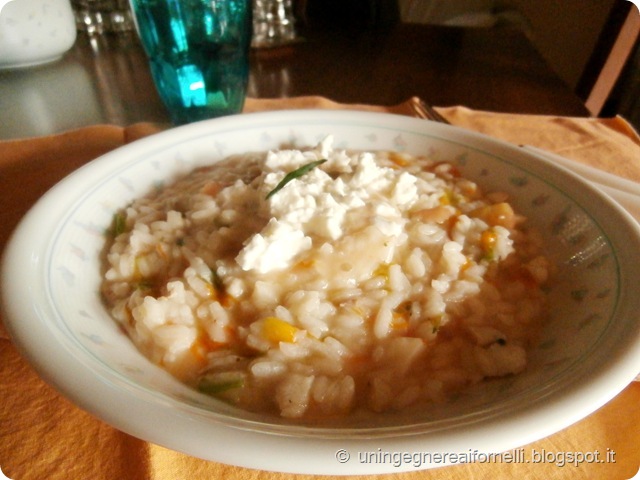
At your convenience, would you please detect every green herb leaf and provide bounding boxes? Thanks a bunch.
[210,268,224,291]
[198,378,244,395]
[265,159,327,200]
[112,212,126,236]
[198,372,245,395]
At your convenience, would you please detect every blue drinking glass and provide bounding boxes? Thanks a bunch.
[130,0,252,125]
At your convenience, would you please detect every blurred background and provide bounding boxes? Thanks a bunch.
[400,0,640,129]
[1,0,638,135]
[298,0,640,128]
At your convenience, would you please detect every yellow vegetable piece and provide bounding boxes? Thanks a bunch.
[294,258,315,270]
[480,229,498,258]
[439,190,453,206]
[470,202,516,229]
[373,263,391,284]
[205,282,217,298]
[388,152,410,167]
[262,317,299,343]
[391,311,409,330]
[461,256,474,272]
[430,315,443,334]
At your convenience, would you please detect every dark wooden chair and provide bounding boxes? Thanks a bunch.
[575,0,640,123]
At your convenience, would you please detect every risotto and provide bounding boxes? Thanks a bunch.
[101,136,552,419]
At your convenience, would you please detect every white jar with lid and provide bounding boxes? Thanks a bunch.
[0,0,77,69]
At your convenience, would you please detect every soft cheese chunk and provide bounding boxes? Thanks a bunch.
[235,137,423,274]
[236,218,312,273]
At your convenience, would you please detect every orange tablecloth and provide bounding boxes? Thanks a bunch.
[1,97,639,480]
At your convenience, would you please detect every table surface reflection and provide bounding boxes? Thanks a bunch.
[0,24,589,140]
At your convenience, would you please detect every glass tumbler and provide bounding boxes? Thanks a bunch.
[71,0,134,33]
[129,0,252,125]
[251,0,297,48]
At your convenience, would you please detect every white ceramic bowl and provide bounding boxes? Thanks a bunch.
[3,110,640,475]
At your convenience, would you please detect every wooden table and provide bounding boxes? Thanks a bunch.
[252,24,589,115]
[0,23,589,139]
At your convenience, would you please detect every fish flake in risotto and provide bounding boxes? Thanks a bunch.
[101,136,553,419]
